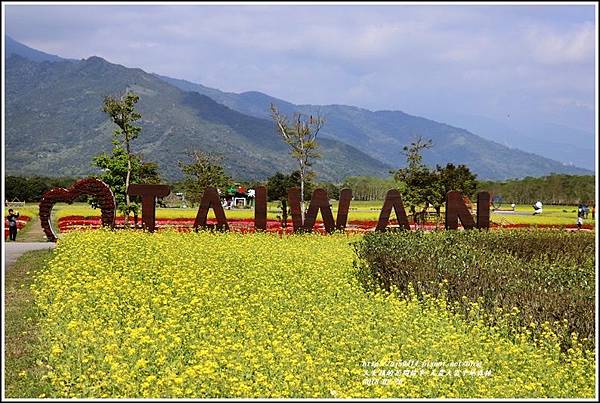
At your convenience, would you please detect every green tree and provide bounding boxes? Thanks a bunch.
[477,174,594,205]
[178,150,232,207]
[393,137,435,221]
[316,181,341,200]
[341,176,396,201]
[270,103,324,222]
[98,92,143,222]
[430,163,478,218]
[266,171,301,227]
[6,176,84,202]
[93,144,160,217]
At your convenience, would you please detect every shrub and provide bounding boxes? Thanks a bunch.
[352,229,595,351]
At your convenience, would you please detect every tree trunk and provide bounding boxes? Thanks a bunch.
[281,199,288,228]
[125,142,132,225]
[300,164,305,223]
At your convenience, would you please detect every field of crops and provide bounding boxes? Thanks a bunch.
[25,229,595,398]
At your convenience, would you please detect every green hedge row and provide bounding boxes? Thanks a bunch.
[352,229,595,351]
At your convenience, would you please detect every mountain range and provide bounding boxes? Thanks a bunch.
[428,112,594,171]
[4,35,594,182]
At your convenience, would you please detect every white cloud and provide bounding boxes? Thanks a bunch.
[4,4,596,131]
[525,21,595,64]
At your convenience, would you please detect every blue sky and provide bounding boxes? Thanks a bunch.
[4,3,597,133]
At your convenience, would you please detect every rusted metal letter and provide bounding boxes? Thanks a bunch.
[376,189,411,231]
[304,188,336,233]
[477,191,491,229]
[127,184,170,233]
[445,191,476,230]
[194,187,229,231]
[336,188,352,231]
[254,186,267,231]
[288,187,303,232]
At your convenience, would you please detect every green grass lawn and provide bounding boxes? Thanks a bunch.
[491,204,595,226]
[4,250,55,398]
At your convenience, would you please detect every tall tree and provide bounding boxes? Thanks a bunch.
[266,171,303,228]
[430,163,478,220]
[101,92,142,223]
[178,150,232,207]
[393,137,435,221]
[93,144,160,217]
[270,103,324,222]
[342,176,397,201]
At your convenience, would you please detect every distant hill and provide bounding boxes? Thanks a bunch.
[5,36,593,182]
[430,112,595,171]
[4,54,390,182]
[5,35,67,63]
[156,75,593,180]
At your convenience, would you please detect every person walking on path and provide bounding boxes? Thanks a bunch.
[6,208,20,241]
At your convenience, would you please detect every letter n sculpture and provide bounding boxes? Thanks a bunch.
[445,191,491,229]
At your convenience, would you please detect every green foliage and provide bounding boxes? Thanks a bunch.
[92,144,160,214]
[265,171,314,202]
[315,182,340,200]
[177,150,232,207]
[435,163,477,198]
[428,163,478,213]
[479,174,595,205]
[393,139,478,222]
[341,176,397,201]
[353,230,595,352]
[92,91,160,217]
[393,138,438,216]
[5,176,82,202]
[270,103,325,220]
[4,250,55,399]
[265,171,312,227]
[102,92,142,144]
[266,172,299,202]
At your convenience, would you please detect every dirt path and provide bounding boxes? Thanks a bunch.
[16,216,48,242]
[4,216,55,270]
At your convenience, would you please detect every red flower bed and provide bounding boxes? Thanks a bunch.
[55,215,594,235]
[56,216,442,234]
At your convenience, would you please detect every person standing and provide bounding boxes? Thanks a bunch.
[6,208,20,241]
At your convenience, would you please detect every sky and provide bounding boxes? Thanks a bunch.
[4,2,597,133]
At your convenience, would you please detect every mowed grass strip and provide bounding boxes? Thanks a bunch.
[25,230,596,398]
[4,250,55,398]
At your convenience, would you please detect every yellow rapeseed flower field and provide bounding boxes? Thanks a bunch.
[31,229,595,398]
